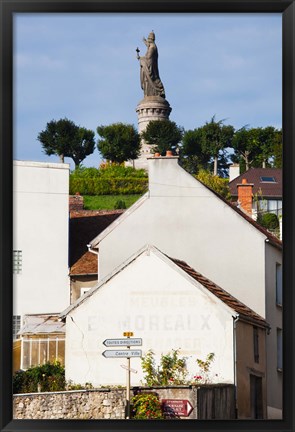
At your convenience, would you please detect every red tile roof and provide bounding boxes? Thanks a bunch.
[70,251,97,275]
[229,168,282,198]
[170,256,269,328]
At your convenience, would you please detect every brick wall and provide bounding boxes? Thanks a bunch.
[69,194,84,211]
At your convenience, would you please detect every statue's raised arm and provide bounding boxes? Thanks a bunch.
[137,31,166,99]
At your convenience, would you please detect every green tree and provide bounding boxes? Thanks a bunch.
[231,126,282,171]
[179,128,211,174]
[231,126,261,171]
[200,116,234,176]
[272,128,282,168]
[97,123,140,164]
[252,126,278,168]
[37,118,95,169]
[141,119,184,155]
[71,127,96,169]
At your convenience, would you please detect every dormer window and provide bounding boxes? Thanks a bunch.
[260,176,276,183]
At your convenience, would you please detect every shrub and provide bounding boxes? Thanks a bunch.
[193,352,215,384]
[196,169,231,200]
[114,199,126,209]
[141,349,188,386]
[13,361,66,394]
[257,212,279,230]
[132,392,164,419]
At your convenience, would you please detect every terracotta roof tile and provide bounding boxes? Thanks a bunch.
[70,251,97,275]
[170,256,269,328]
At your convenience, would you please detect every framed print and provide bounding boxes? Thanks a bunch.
[1,1,294,431]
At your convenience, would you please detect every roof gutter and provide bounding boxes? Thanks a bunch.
[87,244,98,255]
[233,315,239,418]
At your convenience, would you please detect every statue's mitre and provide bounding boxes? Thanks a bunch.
[148,31,155,41]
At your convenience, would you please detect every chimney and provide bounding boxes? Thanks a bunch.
[237,178,254,216]
[69,192,84,211]
[229,163,240,182]
[147,152,179,197]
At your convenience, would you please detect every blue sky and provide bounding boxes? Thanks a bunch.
[14,13,282,169]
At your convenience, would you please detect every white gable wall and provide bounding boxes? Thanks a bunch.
[97,157,266,317]
[65,249,235,386]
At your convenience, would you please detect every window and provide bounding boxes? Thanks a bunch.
[277,328,283,371]
[268,200,283,217]
[253,199,282,218]
[276,263,282,306]
[13,315,21,339]
[13,250,22,274]
[260,176,276,183]
[80,287,91,297]
[21,336,65,369]
[253,326,259,363]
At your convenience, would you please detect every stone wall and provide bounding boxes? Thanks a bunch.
[13,388,126,420]
[13,385,235,420]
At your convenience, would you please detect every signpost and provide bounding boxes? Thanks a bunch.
[162,399,194,417]
[120,364,137,374]
[102,349,142,358]
[101,332,142,419]
[103,338,142,347]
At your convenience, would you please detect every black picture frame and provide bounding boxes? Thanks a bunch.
[1,1,294,431]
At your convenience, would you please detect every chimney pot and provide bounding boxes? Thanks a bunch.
[154,152,160,157]
[166,150,173,157]
[242,178,247,184]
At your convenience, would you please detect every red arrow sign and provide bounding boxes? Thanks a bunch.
[162,399,194,417]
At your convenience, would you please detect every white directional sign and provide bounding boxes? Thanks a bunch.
[121,364,138,373]
[102,349,142,358]
[103,338,142,347]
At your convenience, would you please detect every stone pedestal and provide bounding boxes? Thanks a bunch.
[136,96,172,134]
[127,96,172,170]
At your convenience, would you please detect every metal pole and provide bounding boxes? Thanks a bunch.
[126,336,131,419]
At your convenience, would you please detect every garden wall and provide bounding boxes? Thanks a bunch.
[13,384,235,420]
[13,388,125,420]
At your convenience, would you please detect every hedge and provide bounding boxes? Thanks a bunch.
[70,177,148,196]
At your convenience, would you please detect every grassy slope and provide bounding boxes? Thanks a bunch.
[83,194,142,210]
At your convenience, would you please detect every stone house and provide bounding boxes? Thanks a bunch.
[229,166,282,219]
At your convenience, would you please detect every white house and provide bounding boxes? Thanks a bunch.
[87,154,282,419]
[13,161,70,369]
[60,245,269,419]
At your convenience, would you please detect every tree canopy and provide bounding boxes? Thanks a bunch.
[179,128,211,174]
[141,119,184,155]
[97,123,140,164]
[37,118,95,169]
[200,116,234,176]
[231,126,282,171]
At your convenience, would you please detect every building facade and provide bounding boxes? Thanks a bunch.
[88,155,282,418]
[13,161,70,369]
